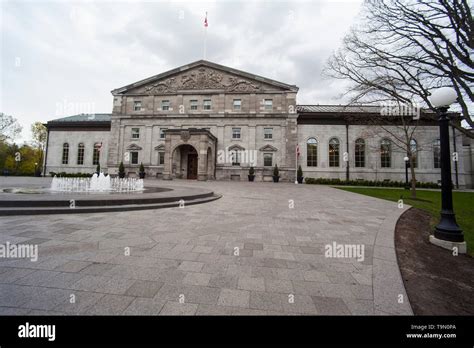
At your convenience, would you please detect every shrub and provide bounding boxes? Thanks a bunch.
[273,164,279,177]
[49,172,93,178]
[249,166,255,176]
[118,161,125,178]
[304,177,440,188]
[139,162,145,173]
[297,165,303,178]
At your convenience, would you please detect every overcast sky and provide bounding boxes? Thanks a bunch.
[1,0,363,142]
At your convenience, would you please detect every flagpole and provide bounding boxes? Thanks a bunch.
[203,12,208,59]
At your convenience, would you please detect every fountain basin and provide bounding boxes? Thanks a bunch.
[0,179,221,215]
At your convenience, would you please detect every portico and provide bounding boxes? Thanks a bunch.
[162,129,217,181]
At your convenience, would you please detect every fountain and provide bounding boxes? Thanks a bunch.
[50,173,144,193]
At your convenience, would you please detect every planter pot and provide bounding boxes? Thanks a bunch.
[297,176,304,184]
[139,172,145,179]
[273,176,280,183]
[248,175,255,182]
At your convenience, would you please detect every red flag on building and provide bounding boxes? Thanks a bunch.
[296,144,300,157]
[204,12,208,27]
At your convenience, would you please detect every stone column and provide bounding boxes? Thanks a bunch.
[197,135,208,181]
[162,135,173,180]
[144,125,153,165]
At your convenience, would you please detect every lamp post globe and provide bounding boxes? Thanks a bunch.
[429,87,465,252]
[429,87,458,108]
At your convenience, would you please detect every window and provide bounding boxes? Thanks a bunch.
[329,138,340,167]
[263,153,273,167]
[161,100,170,111]
[203,99,212,110]
[231,150,241,166]
[264,99,273,110]
[160,128,167,139]
[307,138,318,167]
[62,143,69,165]
[380,139,391,168]
[232,127,241,139]
[131,151,139,165]
[264,128,273,140]
[190,100,198,110]
[93,143,101,165]
[77,143,85,165]
[233,99,241,110]
[355,138,365,168]
[410,139,418,168]
[134,101,142,111]
[131,128,140,139]
[158,152,165,165]
[433,139,441,169]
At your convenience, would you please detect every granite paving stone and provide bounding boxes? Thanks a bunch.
[0,179,411,316]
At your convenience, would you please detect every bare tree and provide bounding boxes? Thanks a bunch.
[0,113,22,142]
[324,0,473,137]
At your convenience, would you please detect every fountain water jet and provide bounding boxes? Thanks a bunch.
[50,173,144,193]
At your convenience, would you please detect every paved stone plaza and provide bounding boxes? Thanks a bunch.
[0,178,413,315]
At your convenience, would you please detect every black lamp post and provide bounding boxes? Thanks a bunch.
[403,156,409,190]
[430,88,464,243]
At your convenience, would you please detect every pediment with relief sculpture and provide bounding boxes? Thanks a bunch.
[112,60,298,95]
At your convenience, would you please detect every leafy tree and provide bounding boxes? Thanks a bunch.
[31,122,47,174]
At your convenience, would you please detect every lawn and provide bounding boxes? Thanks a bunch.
[337,187,474,256]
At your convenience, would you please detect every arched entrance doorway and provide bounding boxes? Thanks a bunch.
[163,129,217,181]
[172,144,198,179]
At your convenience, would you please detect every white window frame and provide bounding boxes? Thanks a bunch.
[264,99,273,110]
[160,128,167,139]
[264,128,273,139]
[131,151,139,165]
[263,153,273,167]
[134,101,142,111]
[161,100,170,111]
[158,151,165,165]
[203,99,212,110]
[131,128,140,139]
[233,99,241,110]
[232,127,241,139]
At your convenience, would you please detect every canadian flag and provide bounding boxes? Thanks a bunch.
[204,12,208,27]
[296,144,300,157]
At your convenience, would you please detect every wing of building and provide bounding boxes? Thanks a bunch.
[43,60,473,188]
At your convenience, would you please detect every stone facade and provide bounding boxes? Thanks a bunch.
[105,60,298,181]
[43,60,473,188]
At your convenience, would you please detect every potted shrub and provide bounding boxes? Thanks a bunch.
[248,166,255,182]
[118,161,126,178]
[272,164,280,183]
[297,165,304,184]
[96,163,101,174]
[139,162,146,179]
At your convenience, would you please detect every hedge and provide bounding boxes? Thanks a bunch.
[304,177,440,189]
[49,172,94,178]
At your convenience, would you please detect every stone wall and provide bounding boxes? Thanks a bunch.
[45,130,109,175]
[297,123,468,187]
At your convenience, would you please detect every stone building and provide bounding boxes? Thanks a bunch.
[44,60,473,188]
